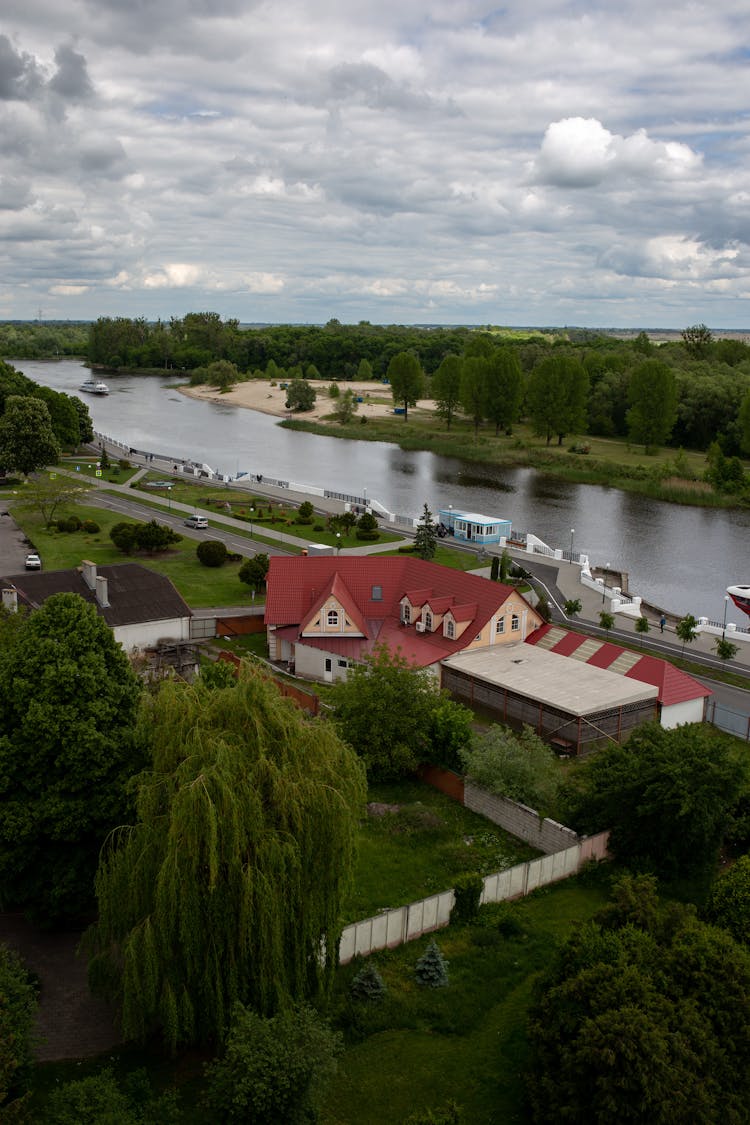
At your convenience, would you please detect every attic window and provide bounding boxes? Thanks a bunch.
[446,620,455,639]
[371,585,383,601]
[511,613,520,632]
[327,609,339,627]
[425,611,433,631]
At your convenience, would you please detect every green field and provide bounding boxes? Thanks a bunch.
[10,503,259,608]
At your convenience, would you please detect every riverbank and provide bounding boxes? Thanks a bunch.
[179,378,748,511]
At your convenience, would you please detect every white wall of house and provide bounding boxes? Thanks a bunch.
[114,617,191,653]
[660,697,706,729]
[294,644,350,682]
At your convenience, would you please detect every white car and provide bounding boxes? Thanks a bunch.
[184,515,208,529]
[25,553,42,570]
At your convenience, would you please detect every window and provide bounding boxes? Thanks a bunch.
[371,585,383,601]
[495,617,505,635]
[446,620,455,639]
[338,659,347,668]
[402,604,411,624]
[327,609,339,627]
[511,613,520,632]
[425,611,433,631]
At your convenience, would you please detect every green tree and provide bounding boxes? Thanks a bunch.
[13,475,84,526]
[739,389,750,455]
[196,539,228,567]
[707,854,750,946]
[528,884,750,1124]
[599,610,615,634]
[86,668,366,1051]
[431,354,463,430]
[414,502,438,560]
[483,348,523,435]
[564,598,582,618]
[415,938,449,988]
[627,359,678,453]
[204,1002,342,1125]
[350,962,386,1002]
[109,521,140,555]
[285,378,316,412]
[676,612,698,653]
[459,355,487,437]
[566,722,746,878]
[527,355,588,446]
[332,388,358,424]
[460,724,560,811]
[297,500,314,523]
[0,594,141,923]
[635,615,650,646]
[387,352,424,421]
[330,645,455,779]
[681,322,714,357]
[0,944,38,1120]
[45,1067,179,1125]
[357,358,373,380]
[715,637,739,661]
[0,395,61,476]
[136,520,182,554]
[239,553,269,592]
[70,396,95,444]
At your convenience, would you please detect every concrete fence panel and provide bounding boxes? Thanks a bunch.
[525,856,545,894]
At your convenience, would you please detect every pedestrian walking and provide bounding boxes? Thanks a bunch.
[660,614,666,633]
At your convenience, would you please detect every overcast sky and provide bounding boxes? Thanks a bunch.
[1,1,749,328]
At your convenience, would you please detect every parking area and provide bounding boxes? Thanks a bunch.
[0,497,36,577]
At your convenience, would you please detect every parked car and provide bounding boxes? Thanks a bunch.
[184,515,208,529]
[25,553,42,570]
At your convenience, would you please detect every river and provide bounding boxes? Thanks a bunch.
[13,357,750,624]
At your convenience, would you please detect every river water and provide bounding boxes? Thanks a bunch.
[14,357,750,623]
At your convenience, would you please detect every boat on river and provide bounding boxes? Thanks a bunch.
[79,378,109,395]
[727,585,750,619]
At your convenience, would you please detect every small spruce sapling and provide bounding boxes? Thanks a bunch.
[415,938,449,988]
[349,962,386,1002]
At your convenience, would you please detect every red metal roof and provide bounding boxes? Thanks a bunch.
[526,624,711,706]
[265,556,538,669]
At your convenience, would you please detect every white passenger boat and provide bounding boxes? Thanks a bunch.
[727,584,750,619]
[79,378,110,395]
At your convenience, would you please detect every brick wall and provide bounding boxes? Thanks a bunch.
[463,782,579,854]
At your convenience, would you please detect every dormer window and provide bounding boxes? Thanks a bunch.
[402,604,411,624]
[425,611,433,631]
[446,619,455,639]
[371,585,383,601]
[327,609,339,627]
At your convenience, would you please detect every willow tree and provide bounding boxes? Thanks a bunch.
[86,666,366,1052]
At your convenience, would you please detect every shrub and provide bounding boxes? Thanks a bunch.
[44,1067,179,1125]
[415,938,449,988]
[118,459,131,470]
[0,944,38,1117]
[204,1002,342,1125]
[460,724,560,812]
[63,515,81,533]
[451,872,483,925]
[313,523,325,532]
[197,539,228,567]
[81,519,100,533]
[297,501,314,524]
[398,545,417,553]
[349,962,386,1002]
[356,528,380,541]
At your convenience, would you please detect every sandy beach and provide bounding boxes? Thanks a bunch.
[179,378,436,422]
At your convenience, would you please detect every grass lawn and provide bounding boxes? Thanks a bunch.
[10,503,258,608]
[381,544,498,572]
[324,869,613,1125]
[344,779,538,924]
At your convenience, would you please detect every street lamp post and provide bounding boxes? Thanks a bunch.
[570,528,575,562]
[336,532,341,555]
[723,594,730,640]
[249,507,254,538]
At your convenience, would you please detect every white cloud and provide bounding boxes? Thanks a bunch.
[0,1,749,326]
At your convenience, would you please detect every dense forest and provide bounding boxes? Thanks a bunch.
[3,315,750,476]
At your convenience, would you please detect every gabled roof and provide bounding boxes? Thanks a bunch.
[448,602,479,623]
[299,571,368,636]
[526,624,711,706]
[0,562,192,629]
[266,556,537,668]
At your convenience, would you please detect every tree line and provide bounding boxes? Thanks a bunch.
[0,359,94,476]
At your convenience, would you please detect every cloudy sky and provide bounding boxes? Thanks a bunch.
[1,0,749,327]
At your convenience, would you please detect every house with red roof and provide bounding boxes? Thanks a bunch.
[526,623,711,729]
[264,556,543,682]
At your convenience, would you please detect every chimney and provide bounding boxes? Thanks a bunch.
[95,575,110,608]
[82,560,97,590]
[2,587,17,613]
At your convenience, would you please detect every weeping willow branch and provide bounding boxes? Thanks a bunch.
[84,663,366,1052]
